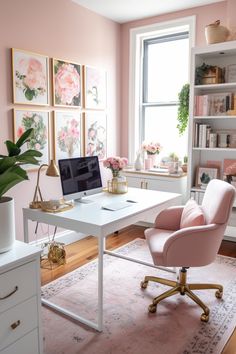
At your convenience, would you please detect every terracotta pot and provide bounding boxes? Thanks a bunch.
[205,20,230,45]
[0,197,15,253]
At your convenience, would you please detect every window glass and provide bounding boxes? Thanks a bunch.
[144,106,188,160]
[146,37,189,102]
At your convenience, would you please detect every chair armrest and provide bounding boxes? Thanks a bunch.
[154,206,184,230]
[163,223,226,267]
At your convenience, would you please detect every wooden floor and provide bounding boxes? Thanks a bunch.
[41,225,236,354]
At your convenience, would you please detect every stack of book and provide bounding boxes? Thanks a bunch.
[194,92,234,116]
[194,123,212,148]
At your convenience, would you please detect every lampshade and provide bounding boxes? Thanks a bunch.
[46,160,60,177]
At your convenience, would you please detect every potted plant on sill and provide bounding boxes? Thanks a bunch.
[0,128,42,253]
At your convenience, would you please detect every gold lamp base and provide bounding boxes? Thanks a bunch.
[140,267,223,322]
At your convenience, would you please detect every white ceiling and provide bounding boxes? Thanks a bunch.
[72,0,224,24]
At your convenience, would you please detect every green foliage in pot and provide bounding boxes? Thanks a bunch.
[195,63,215,85]
[177,83,190,136]
[0,128,42,199]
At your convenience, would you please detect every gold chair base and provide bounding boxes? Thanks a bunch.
[140,268,223,322]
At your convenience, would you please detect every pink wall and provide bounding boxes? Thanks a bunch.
[0,0,120,241]
[120,1,229,158]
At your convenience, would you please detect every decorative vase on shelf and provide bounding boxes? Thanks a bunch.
[147,153,157,168]
[134,152,142,171]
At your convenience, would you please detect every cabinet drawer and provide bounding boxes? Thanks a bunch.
[1,329,39,354]
[0,261,37,314]
[0,297,38,351]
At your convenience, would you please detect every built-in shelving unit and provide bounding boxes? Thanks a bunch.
[188,40,236,242]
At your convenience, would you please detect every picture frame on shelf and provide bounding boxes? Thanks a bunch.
[13,109,50,169]
[226,64,236,83]
[195,166,219,189]
[84,111,107,160]
[12,48,49,105]
[53,58,82,108]
[53,110,82,161]
[83,65,106,110]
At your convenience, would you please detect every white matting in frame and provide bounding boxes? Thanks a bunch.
[54,110,82,161]
[13,109,50,169]
[84,111,107,160]
[12,48,49,105]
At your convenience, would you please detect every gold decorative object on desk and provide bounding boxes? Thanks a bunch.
[41,199,74,213]
[107,178,128,194]
[30,160,60,209]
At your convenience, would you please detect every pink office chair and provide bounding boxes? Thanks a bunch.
[141,179,235,322]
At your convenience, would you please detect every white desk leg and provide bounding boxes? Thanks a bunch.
[97,236,104,332]
[23,211,29,243]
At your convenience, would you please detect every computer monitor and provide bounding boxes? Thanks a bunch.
[58,156,103,203]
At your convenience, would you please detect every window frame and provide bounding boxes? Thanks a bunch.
[128,16,195,163]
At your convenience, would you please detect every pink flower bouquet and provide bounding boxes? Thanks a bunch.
[142,141,162,155]
[103,156,128,177]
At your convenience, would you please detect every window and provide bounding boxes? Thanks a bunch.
[142,32,189,161]
[129,17,195,163]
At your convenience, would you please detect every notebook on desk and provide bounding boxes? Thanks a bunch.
[101,201,133,211]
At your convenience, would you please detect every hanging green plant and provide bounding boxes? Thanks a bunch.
[177,83,190,136]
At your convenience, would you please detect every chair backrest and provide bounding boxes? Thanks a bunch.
[201,179,235,225]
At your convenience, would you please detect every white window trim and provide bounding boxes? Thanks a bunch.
[128,16,196,163]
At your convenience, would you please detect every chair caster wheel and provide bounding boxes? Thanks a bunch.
[148,304,157,313]
[140,281,148,289]
[200,313,209,322]
[215,290,223,299]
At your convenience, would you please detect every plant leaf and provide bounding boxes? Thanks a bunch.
[15,128,34,148]
[0,166,28,198]
[18,149,42,158]
[17,156,40,165]
[0,157,16,174]
[5,141,21,157]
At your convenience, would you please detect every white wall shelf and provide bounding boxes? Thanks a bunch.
[188,41,236,242]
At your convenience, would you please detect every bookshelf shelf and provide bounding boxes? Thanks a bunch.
[192,147,236,152]
[193,115,236,119]
[188,41,236,242]
[194,82,236,91]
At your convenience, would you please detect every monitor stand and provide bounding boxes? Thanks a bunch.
[74,197,95,204]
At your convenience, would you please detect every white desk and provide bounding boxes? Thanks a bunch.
[23,187,181,332]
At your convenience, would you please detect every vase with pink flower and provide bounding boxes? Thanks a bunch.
[103,156,128,193]
[142,141,162,168]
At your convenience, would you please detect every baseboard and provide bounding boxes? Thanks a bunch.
[29,230,89,247]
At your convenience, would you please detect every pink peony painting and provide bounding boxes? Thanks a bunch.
[54,111,81,161]
[53,59,82,107]
[12,48,49,105]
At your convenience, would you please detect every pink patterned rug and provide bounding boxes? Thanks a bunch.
[42,239,236,354]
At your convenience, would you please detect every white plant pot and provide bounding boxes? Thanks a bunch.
[0,197,16,253]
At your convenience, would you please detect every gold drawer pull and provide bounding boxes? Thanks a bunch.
[11,320,21,330]
[0,286,18,300]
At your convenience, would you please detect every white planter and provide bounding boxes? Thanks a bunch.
[0,197,15,253]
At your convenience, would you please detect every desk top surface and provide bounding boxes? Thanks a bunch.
[23,188,181,229]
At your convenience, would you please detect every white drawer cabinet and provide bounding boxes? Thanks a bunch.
[123,170,187,203]
[0,241,43,354]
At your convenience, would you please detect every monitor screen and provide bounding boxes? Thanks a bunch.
[58,156,103,201]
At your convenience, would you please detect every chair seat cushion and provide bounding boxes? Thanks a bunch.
[180,199,205,229]
[145,228,173,266]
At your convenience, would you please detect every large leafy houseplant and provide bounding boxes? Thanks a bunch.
[177,83,190,135]
[0,128,42,199]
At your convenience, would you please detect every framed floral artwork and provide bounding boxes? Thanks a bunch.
[54,110,82,161]
[53,59,82,108]
[84,65,106,109]
[195,166,218,189]
[13,109,50,168]
[12,48,49,105]
[84,112,107,160]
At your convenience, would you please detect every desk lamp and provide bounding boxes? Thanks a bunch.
[30,160,59,209]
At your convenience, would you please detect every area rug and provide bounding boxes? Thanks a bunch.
[42,239,236,354]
